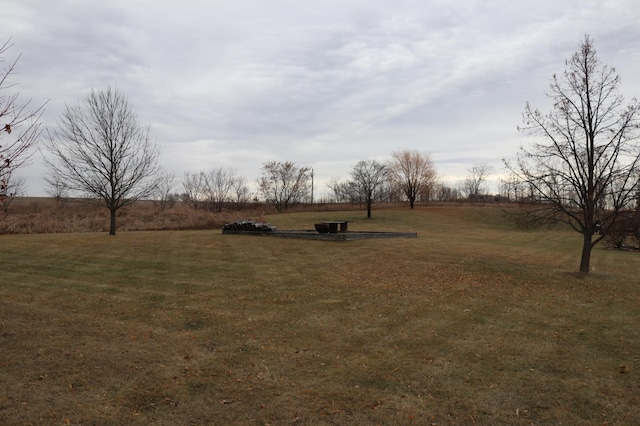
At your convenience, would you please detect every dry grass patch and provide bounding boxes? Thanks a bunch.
[1,206,639,424]
[0,198,268,234]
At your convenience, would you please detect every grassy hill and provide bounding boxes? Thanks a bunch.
[1,206,639,424]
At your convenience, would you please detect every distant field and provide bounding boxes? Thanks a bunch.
[1,205,639,425]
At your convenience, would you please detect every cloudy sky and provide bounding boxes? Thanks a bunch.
[4,0,640,197]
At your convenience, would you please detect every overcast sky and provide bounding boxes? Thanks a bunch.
[4,0,640,197]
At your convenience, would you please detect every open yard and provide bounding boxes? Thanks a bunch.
[1,206,639,425]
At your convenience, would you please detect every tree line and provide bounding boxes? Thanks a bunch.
[161,156,497,217]
[153,153,493,220]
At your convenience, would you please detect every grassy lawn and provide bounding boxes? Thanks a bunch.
[1,205,639,425]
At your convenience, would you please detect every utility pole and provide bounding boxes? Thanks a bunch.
[310,167,314,204]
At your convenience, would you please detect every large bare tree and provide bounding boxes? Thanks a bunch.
[388,150,437,208]
[44,87,160,235]
[258,161,311,211]
[507,35,640,273]
[0,38,45,196]
[350,159,389,218]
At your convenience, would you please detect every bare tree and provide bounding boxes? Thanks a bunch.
[327,177,357,203]
[461,163,494,199]
[204,167,237,211]
[350,159,389,218]
[230,174,251,205]
[258,161,311,211]
[181,170,207,210]
[154,169,176,211]
[506,35,640,273]
[43,173,69,202]
[1,38,45,195]
[433,182,461,202]
[499,173,527,202]
[388,150,437,208]
[44,87,160,235]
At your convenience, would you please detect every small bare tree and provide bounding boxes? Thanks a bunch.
[350,159,389,218]
[44,87,160,235]
[327,177,352,203]
[258,161,311,211]
[1,38,45,195]
[432,182,461,202]
[43,173,69,210]
[181,171,207,210]
[388,150,438,208]
[461,163,494,199]
[499,172,528,203]
[154,169,176,211]
[204,168,238,211]
[230,174,250,205]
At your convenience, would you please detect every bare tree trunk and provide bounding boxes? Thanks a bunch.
[579,234,592,273]
[110,208,117,235]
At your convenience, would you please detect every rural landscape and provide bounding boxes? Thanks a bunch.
[2,4,640,423]
[1,201,640,425]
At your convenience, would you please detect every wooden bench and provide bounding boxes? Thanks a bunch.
[322,220,350,233]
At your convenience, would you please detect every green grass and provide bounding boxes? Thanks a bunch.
[1,205,639,425]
